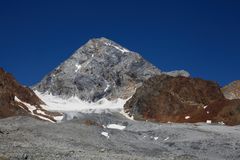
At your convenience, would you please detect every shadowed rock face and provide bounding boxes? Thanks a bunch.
[124,75,240,125]
[222,80,240,100]
[33,37,189,102]
[0,68,59,121]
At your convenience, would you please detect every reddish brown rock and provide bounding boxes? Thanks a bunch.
[207,99,240,125]
[221,80,240,100]
[124,75,240,125]
[0,68,60,122]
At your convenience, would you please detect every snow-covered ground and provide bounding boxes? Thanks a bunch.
[35,91,128,117]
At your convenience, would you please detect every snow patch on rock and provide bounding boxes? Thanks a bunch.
[104,42,129,53]
[206,120,212,124]
[185,116,190,120]
[14,96,55,123]
[163,137,169,141]
[107,124,126,130]
[101,132,109,139]
[75,64,82,72]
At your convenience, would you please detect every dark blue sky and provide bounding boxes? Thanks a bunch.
[0,0,239,87]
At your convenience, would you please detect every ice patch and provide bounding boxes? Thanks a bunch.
[107,124,126,130]
[101,132,109,139]
[154,137,159,140]
[91,54,94,57]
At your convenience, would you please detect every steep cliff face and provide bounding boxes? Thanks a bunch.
[0,68,61,122]
[34,38,189,103]
[124,75,240,125]
[222,80,240,100]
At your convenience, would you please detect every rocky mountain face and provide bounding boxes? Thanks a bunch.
[0,68,60,122]
[222,80,240,100]
[124,75,240,125]
[34,37,189,102]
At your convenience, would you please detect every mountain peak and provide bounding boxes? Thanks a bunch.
[88,37,118,44]
[34,38,189,103]
[80,37,130,55]
[89,37,112,42]
[34,38,162,102]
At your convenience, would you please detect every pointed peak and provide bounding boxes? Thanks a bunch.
[90,37,113,42]
[87,37,117,45]
[84,37,130,53]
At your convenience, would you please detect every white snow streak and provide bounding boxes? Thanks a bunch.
[104,42,129,53]
[104,84,110,92]
[120,110,134,121]
[75,64,82,72]
[36,110,47,115]
[14,96,55,123]
[163,137,169,141]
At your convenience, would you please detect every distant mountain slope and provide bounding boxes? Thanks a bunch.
[34,37,189,105]
[222,80,240,100]
[0,68,61,122]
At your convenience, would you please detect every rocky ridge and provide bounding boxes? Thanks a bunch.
[0,68,61,122]
[124,75,240,125]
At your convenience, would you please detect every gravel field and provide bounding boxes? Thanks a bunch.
[0,113,240,160]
